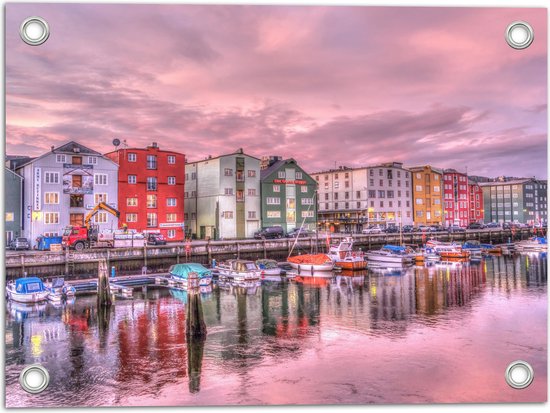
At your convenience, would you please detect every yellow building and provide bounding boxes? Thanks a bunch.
[409,166,444,226]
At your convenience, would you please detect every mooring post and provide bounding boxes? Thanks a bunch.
[97,259,112,308]
[186,272,207,339]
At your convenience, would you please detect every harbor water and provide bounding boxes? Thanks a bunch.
[5,254,547,407]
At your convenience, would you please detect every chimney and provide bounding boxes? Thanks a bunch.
[51,145,54,152]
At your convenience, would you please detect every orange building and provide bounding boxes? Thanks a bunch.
[409,165,444,226]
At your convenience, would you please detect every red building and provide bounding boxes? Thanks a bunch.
[105,142,185,241]
[468,181,484,224]
[443,169,469,227]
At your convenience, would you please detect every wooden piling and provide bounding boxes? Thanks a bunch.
[186,272,207,339]
[97,259,112,308]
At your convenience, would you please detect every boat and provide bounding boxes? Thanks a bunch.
[169,263,213,288]
[462,241,483,257]
[426,240,470,259]
[215,259,261,282]
[415,246,440,263]
[287,254,334,274]
[327,237,367,271]
[256,259,284,276]
[46,277,76,302]
[6,277,49,303]
[366,245,414,264]
[515,237,547,252]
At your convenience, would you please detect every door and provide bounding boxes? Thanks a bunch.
[70,213,84,226]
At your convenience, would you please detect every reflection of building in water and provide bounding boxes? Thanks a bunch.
[487,254,547,293]
[414,262,486,315]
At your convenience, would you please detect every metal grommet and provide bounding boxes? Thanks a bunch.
[19,364,50,394]
[19,16,50,46]
[505,21,534,50]
[505,360,534,389]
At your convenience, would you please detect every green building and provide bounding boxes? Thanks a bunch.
[4,167,23,244]
[260,158,317,232]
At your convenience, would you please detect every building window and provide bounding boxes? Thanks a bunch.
[191,213,196,220]
[301,186,308,193]
[236,170,244,182]
[378,190,385,198]
[167,155,176,164]
[248,211,257,219]
[301,211,314,218]
[44,212,59,224]
[184,213,189,220]
[224,188,234,195]
[273,185,281,193]
[55,154,66,163]
[95,212,108,224]
[278,171,285,179]
[184,192,189,198]
[222,211,234,219]
[369,190,376,198]
[387,191,394,198]
[334,193,339,200]
[301,198,314,205]
[128,153,137,162]
[167,229,176,239]
[357,202,361,208]
[128,175,137,184]
[5,212,14,222]
[147,194,157,208]
[191,191,196,197]
[94,174,108,185]
[147,155,157,169]
[70,195,83,208]
[191,172,197,180]
[167,176,176,185]
[72,175,83,188]
[127,197,138,206]
[44,192,59,204]
[224,168,233,176]
[266,197,281,205]
[236,190,244,202]
[44,172,60,184]
[166,213,177,222]
[345,202,349,209]
[147,213,158,227]
[94,193,108,204]
[335,202,339,209]
[415,185,423,192]
[267,211,281,218]
[248,170,256,178]
[167,198,177,206]
[296,172,303,179]
[126,214,137,222]
[248,189,257,196]
[147,176,158,191]
[416,198,423,205]
[87,156,97,165]
[380,201,384,208]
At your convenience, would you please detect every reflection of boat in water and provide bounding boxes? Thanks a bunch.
[216,260,261,281]
[293,275,332,286]
[366,245,414,264]
[6,277,50,303]
[328,238,367,270]
[46,277,76,302]
[169,263,213,288]
[516,237,547,252]
[217,279,261,294]
[169,285,213,303]
[7,301,47,322]
[287,254,334,273]
[368,263,407,276]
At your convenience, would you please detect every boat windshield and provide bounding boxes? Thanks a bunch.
[245,262,257,270]
[25,282,43,293]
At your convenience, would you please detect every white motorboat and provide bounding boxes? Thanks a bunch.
[515,237,547,252]
[287,254,335,274]
[327,237,367,270]
[46,277,76,302]
[216,259,262,282]
[6,277,49,303]
[366,245,414,264]
[256,259,284,276]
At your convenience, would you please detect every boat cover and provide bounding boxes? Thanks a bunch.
[169,263,211,278]
[15,277,45,293]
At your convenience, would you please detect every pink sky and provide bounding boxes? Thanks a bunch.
[6,4,547,178]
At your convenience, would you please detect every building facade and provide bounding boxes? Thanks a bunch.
[184,149,261,239]
[468,181,484,224]
[480,179,547,225]
[443,169,470,227]
[105,142,186,241]
[5,168,23,244]
[260,158,317,232]
[409,166,444,226]
[16,142,119,247]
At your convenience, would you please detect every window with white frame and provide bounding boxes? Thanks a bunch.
[224,188,234,195]
[278,171,285,179]
[248,211,257,219]
[126,213,138,222]
[94,174,108,185]
[147,213,158,227]
[296,171,303,179]
[167,198,177,206]
[94,193,108,204]
[167,229,176,239]
[166,213,177,222]
[301,211,314,218]
[266,197,281,205]
[273,185,281,193]
[87,156,98,165]
[301,198,313,205]
[55,154,66,163]
[44,192,59,204]
[222,211,234,219]
[147,194,157,208]
[167,176,176,185]
[128,175,137,184]
[247,189,256,196]
[224,168,233,176]
[147,155,157,170]
[301,186,308,193]
[128,153,137,162]
[45,212,59,224]
[167,155,176,164]
[127,197,138,206]
[248,170,256,177]
[44,172,60,184]
[267,211,281,218]
[95,212,108,223]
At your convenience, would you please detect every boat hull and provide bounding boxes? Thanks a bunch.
[6,286,49,303]
[288,262,334,274]
[366,253,409,264]
[335,260,367,270]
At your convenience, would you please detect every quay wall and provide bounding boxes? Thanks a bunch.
[4,229,537,279]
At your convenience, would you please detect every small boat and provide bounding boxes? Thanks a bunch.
[287,254,334,274]
[6,277,49,303]
[426,240,470,259]
[515,237,547,252]
[462,241,483,257]
[256,259,284,276]
[415,246,440,263]
[328,237,367,270]
[169,263,213,288]
[366,245,414,264]
[215,259,261,282]
[46,277,76,302]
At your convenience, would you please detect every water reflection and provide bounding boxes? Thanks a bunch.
[5,254,547,407]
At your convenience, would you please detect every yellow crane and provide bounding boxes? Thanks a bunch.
[84,202,120,230]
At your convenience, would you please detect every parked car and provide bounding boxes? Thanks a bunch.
[362,226,382,234]
[467,222,484,230]
[10,237,30,250]
[448,225,466,233]
[147,233,167,245]
[286,228,315,238]
[401,225,416,233]
[502,222,513,230]
[430,225,445,232]
[254,226,285,239]
[384,226,399,234]
[418,225,434,233]
[485,222,500,229]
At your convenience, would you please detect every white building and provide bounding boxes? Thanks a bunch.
[16,142,119,246]
[312,162,413,232]
[184,149,261,239]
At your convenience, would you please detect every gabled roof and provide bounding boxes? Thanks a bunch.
[260,158,316,185]
[186,148,260,164]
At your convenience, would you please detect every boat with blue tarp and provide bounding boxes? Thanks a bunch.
[366,245,414,264]
[169,263,213,288]
[6,277,49,303]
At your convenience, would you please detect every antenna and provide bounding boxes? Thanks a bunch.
[112,138,121,150]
